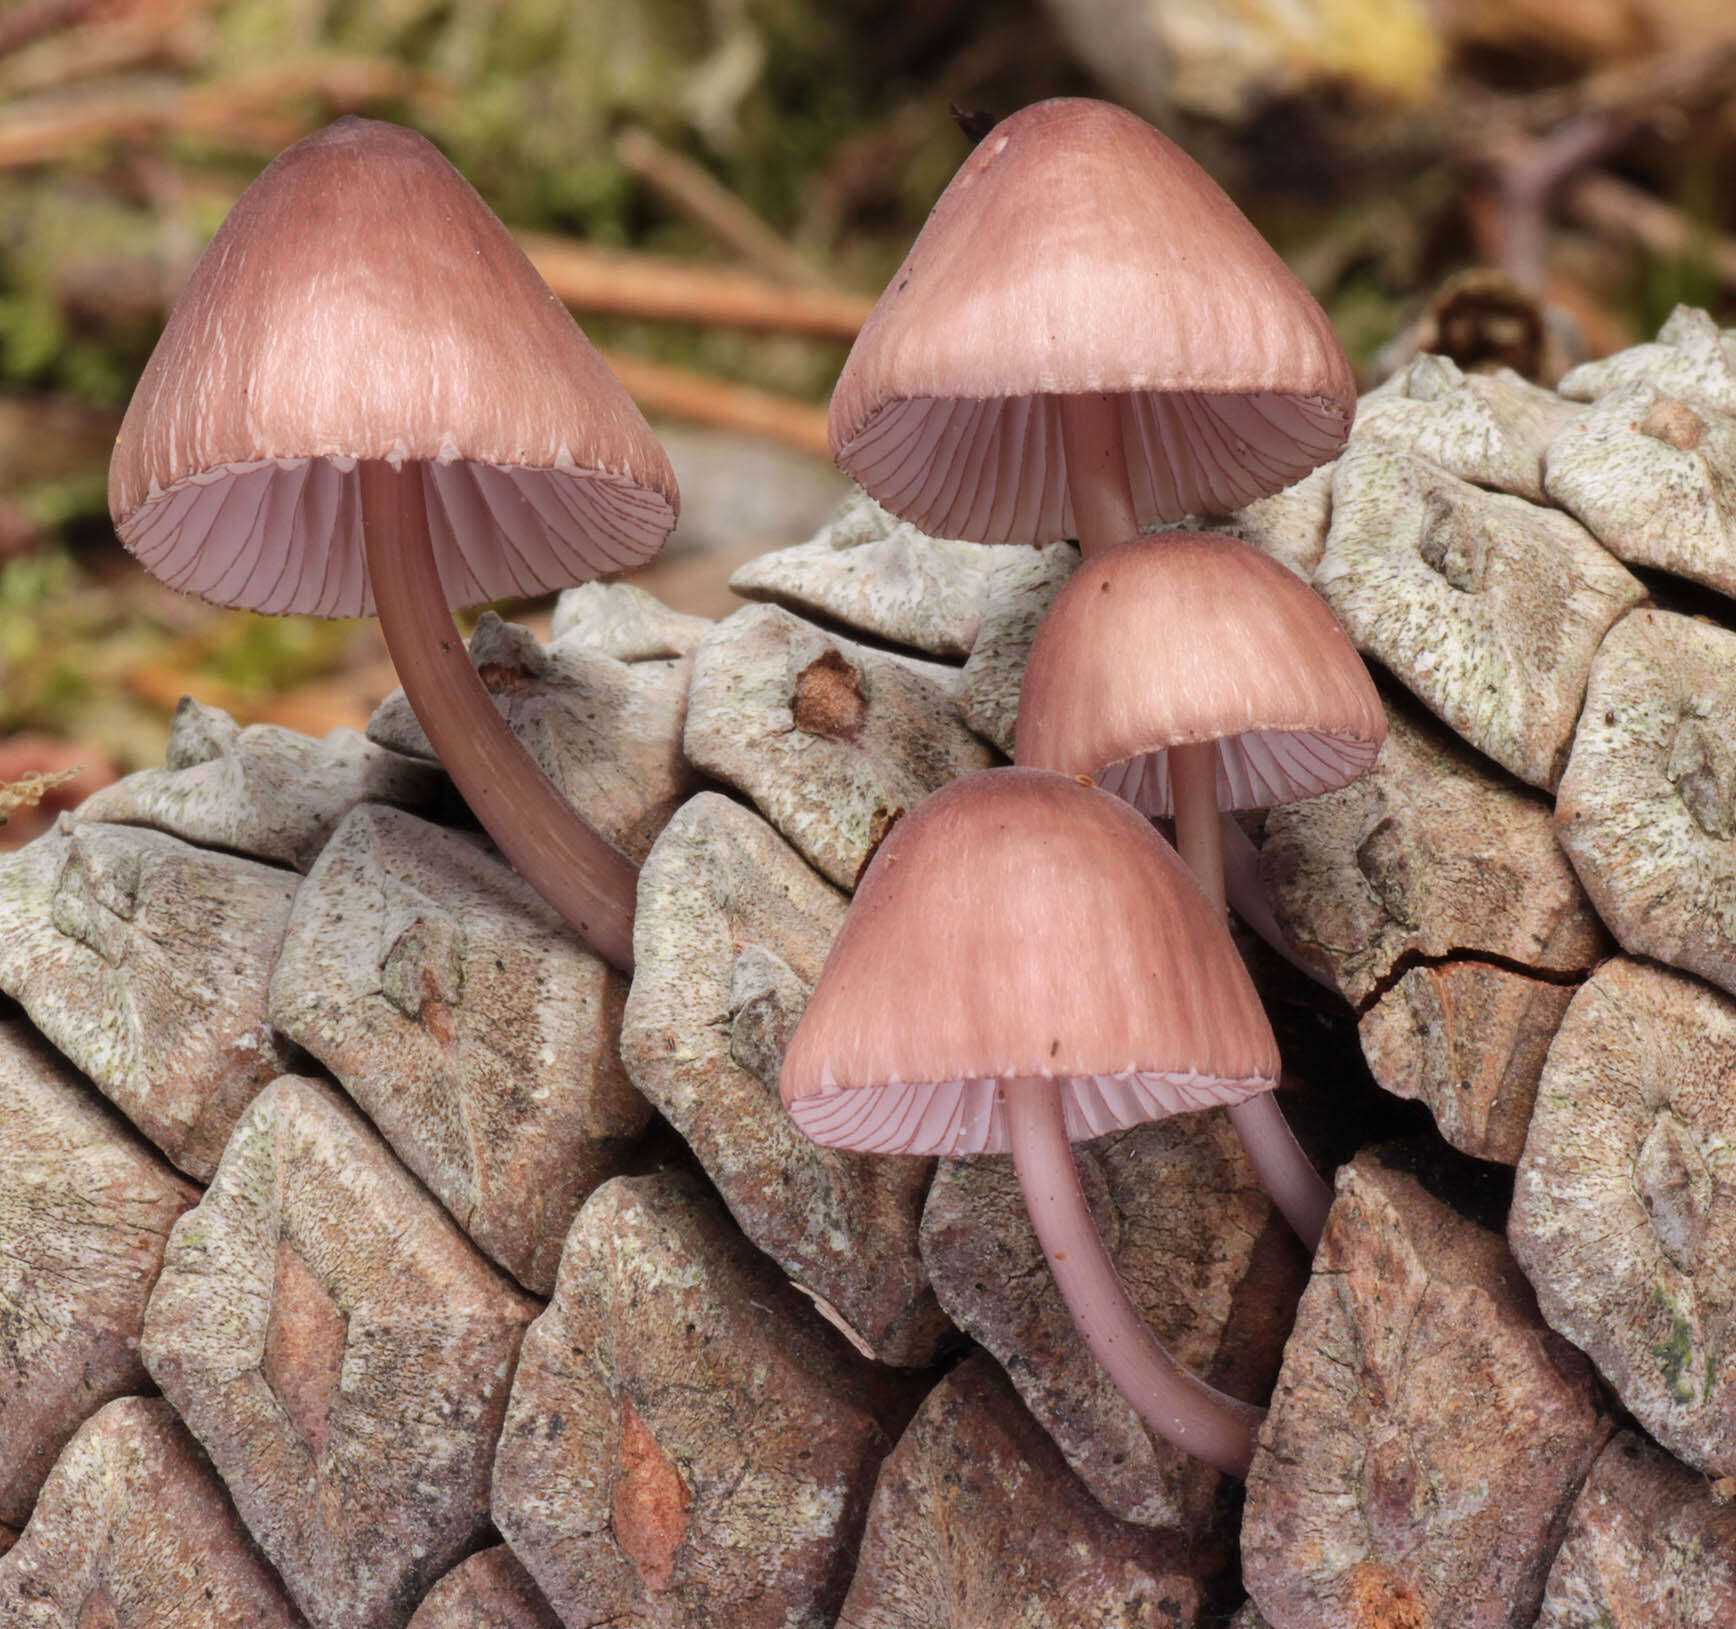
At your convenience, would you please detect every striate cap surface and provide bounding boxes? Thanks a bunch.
[109,117,678,618]
[829,98,1354,544]
[1015,534,1385,813]
[780,766,1279,1156]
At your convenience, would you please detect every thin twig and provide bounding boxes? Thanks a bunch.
[614,124,826,288]
[0,2,206,98]
[1507,40,1736,134]
[599,349,830,458]
[1481,113,1635,291]
[520,234,871,338]
[0,55,439,169]
[1562,168,1736,292]
[1454,40,1736,293]
[0,0,106,63]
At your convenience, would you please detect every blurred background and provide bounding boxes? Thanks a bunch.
[1,0,1733,843]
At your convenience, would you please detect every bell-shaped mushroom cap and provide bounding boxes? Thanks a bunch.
[109,117,678,618]
[829,99,1353,545]
[1015,534,1385,813]
[780,767,1278,1156]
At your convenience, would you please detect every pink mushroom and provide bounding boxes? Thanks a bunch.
[827,97,1354,557]
[782,767,1281,1476]
[826,97,1376,1246]
[108,117,677,972]
[1015,533,1386,1246]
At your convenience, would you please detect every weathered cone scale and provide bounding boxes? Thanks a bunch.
[1358,962,1576,1165]
[2,306,1734,1616]
[1536,1431,1736,1627]
[1545,384,1736,597]
[141,1075,538,1629]
[683,602,996,891]
[1242,1154,1611,1629]
[1354,353,1583,503]
[729,486,1017,660]
[838,1352,1207,1627]
[269,804,648,1295]
[1555,608,1736,1002]
[493,1169,894,1628]
[1511,958,1736,1477]
[1316,442,1644,791]
[621,791,949,1366]
[0,1397,302,1627]
[0,818,301,1180]
[1557,304,1736,414]
[76,697,442,873]
[549,579,712,661]
[0,1024,200,1528]
[1262,704,1606,1008]
[365,611,698,865]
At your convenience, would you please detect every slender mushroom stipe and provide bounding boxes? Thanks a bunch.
[1003,1077,1263,1475]
[357,461,641,969]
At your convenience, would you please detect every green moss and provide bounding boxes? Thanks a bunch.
[196,613,364,696]
[1651,1285,1701,1406]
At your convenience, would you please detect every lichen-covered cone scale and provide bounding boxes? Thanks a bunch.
[830,98,1354,541]
[1317,441,1646,791]
[1261,704,1607,1008]
[364,612,697,865]
[1014,533,1384,814]
[268,804,648,1297]
[621,791,950,1366]
[1510,957,1736,1477]
[109,116,677,617]
[74,696,443,873]
[1243,1154,1611,1629]
[0,819,300,1181]
[837,1353,1207,1626]
[0,1397,303,1628]
[0,1023,200,1528]
[139,1074,538,1629]
[1536,1431,1736,1628]
[492,1169,893,1629]
[1554,607,1736,1000]
[780,767,1279,1155]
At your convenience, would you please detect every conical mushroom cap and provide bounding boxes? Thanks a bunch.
[829,98,1354,545]
[1015,534,1385,813]
[109,117,678,618]
[780,767,1279,1156]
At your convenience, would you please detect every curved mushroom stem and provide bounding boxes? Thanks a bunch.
[1059,393,1138,557]
[358,459,639,973]
[1227,1093,1329,1251]
[1169,740,1332,1251]
[1004,1074,1264,1477]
